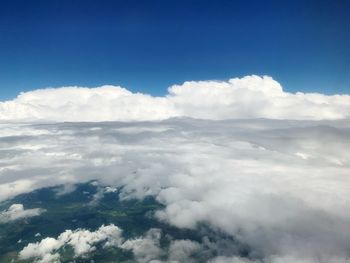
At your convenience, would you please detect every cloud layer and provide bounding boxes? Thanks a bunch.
[1,118,350,262]
[0,75,349,121]
[1,74,350,262]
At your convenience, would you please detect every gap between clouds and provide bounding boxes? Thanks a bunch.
[0,75,349,122]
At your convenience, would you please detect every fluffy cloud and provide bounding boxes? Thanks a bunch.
[1,118,350,262]
[120,228,163,263]
[19,224,123,262]
[0,75,349,121]
[167,240,201,262]
[19,225,202,263]
[19,225,122,263]
[0,204,45,223]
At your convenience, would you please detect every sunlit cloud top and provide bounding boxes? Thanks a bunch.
[1,75,349,122]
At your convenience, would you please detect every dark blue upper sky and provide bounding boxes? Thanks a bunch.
[0,0,349,99]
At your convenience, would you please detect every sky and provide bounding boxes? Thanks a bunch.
[0,0,349,100]
[1,2,350,262]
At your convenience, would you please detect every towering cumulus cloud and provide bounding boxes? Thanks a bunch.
[0,75,349,121]
[0,75,350,262]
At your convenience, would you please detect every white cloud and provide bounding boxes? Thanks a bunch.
[0,204,45,223]
[121,228,163,263]
[167,239,201,263]
[19,224,123,262]
[19,224,202,263]
[0,75,349,122]
[1,117,350,262]
[0,85,177,122]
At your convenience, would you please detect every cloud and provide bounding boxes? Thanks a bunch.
[0,204,45,223]
[1,118,350,262]
[19,224,123,262]
[165,239,202,263]
[19,224,202,263]
[120,228,163,263]
[208,256,259,263]
[0,75,349,122]
[0,85,177,122]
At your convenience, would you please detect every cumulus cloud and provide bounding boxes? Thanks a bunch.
[0,75,349,121]
[0,204,45,223]
[120,228,163,263]
[19,224,123,262]
[166,239,202,263]
[1,118,350,261]
[19,224,202,263]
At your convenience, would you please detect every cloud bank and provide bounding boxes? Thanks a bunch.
[1,119,350,262]
[0,75,349,121]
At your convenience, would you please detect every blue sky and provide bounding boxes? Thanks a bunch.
[0,0,349,100]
